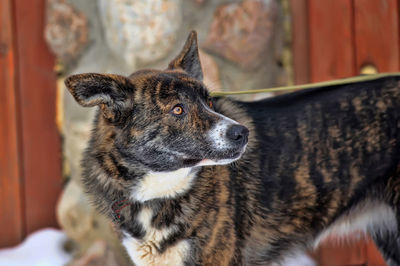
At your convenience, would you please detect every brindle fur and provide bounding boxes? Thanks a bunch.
[65,31,400,265]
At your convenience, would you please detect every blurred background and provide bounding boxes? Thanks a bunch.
[0,0,398,265]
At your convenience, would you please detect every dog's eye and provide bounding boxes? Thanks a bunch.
[171,104,184,116]
[208,99,213,109]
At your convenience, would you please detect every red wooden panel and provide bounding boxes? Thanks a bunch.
[308,0,356,82]
[311,236,386,266]
[354,0,399,73]
[0,0,25,247]
[13,0,62,234]
[290,0,310,85]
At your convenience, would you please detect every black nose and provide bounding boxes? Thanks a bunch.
[226,125,249,144]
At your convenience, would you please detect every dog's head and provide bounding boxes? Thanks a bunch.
[65,31,248,172]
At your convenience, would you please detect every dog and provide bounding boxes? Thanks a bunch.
[65,31,400,265]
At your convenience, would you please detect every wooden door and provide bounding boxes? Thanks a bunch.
[291,0,400,84]
[0,0,62,247]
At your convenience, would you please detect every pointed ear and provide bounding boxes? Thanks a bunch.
[168,31,203,80]
[65,73,134,121]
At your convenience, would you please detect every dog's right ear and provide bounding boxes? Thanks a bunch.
[168,31,203,80]
[65,73,134,120]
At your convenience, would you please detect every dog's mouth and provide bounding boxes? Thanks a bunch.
[182,144,247,167]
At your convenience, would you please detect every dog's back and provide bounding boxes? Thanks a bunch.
[214,76,400,264]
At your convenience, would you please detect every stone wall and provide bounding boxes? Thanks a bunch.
[45,0,290,264]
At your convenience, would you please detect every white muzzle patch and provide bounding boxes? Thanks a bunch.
[207,110,239,150]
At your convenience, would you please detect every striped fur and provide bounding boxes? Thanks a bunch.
[65,31,400,265]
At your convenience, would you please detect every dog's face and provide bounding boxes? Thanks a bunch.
[65,31,248,172]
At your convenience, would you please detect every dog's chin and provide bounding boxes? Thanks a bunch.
[179,144,247,168]
[196,158,238,166]
[195,149,245,167]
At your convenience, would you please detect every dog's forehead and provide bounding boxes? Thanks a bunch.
[128,69,208,98]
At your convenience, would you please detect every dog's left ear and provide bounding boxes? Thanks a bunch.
[168,31,203,80]
[65,73,134,121]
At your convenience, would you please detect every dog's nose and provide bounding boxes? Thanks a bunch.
[226,125,249,145]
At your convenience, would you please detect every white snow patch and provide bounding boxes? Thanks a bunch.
[0,228,72,266]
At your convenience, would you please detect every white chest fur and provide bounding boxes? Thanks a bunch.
[130,167,198,202]
[121,207,190,266]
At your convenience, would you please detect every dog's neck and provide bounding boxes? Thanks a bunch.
[85,118,204,226]
[129,167,200,202]
[100,166,200,225]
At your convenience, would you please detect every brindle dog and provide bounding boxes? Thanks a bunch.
[65,31,400,265]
